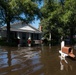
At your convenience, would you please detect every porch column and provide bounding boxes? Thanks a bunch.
[28,33,31,47]
[17,32,21,47]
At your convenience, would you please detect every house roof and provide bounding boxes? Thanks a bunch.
[2,22,42,33]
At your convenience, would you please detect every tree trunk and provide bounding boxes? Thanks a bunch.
[70,27,74,45]
[6,21,10,44]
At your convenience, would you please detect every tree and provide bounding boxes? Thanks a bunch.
[40,0,61,42]
[59,0,76,44]
[0,0,42,44]
[40,0,76,45]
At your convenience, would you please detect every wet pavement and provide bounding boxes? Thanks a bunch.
[0,46,76,75]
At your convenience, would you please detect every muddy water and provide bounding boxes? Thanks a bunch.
[0,46,76,75]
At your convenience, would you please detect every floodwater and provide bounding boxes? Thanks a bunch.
[0,45,76,75]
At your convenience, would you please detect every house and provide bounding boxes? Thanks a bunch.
[0,22,42,46]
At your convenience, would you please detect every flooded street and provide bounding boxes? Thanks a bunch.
[0,46,76,75]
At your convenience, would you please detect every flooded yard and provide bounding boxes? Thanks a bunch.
[0,46,76,75]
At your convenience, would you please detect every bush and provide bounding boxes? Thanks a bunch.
[0,38,17,46]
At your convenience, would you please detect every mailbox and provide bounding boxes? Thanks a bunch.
[62,46,75,58]
[62,47,72,54]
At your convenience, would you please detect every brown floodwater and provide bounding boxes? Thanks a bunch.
[0,45,76,75]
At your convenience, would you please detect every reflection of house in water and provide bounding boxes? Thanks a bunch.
[0,22,42,46]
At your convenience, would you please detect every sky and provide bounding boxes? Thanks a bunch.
[20,13,40,29]
[31,19,40,29]
[30,2,43,29]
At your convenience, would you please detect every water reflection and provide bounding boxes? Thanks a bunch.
[40,47,52,75]
[59,55,73,71]
[0,46,76,75]
[7,50,11,66]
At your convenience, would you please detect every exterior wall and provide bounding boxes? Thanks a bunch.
[21,32,28,46]
[1,30,7,37]
[20,32,42,46]
[31,33,41,40]
[0,30,42,46]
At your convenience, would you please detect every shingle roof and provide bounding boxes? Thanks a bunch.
[2,22,42,33]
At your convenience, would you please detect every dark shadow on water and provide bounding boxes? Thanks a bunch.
[67,56,76,61]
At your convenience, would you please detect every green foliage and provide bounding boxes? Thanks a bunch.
[0,37,18,46]
[40,0,76,45]
[60,0,76,44]
[40,1,60,40]
[0,0,42,23]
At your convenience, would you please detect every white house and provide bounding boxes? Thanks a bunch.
[0,22,42,46]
